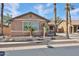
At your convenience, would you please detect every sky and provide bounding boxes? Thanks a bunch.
[0,3,79,20]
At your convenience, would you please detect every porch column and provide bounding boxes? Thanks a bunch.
[72,26,74,33]
[69,25,72,34]
[76,25,78,33]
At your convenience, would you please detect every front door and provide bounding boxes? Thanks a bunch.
[49,26,54,30]
[74,26,77,32]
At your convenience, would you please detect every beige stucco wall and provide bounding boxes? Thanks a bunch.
[58,21,71,33]
[11,13,48,31]
[11,13,48,36]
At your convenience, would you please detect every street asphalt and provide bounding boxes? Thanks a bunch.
[5,46,79,56]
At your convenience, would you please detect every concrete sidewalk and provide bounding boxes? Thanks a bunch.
[0,39,79,51]
[1,43,79,51]
[0,39,79,44]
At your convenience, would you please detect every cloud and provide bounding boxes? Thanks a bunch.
[43,8,52,14]
[70,8,79,19]
[4,3,20,17]
[46,3,52,7]
[34,4,44,16]
[70,8,79,14]
[34,4,53,18]
[11,3,20,17]
[34,4,43,12]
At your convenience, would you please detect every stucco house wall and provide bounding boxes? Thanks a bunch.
[10,12,49,36]
[58,20,79,33]
[58,21,66,33]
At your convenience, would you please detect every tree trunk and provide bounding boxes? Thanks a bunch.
[68,4,72,34]
[54,3,57,36]
[1,3,4,37]
[30,28,32,37]
[66,3,69,39]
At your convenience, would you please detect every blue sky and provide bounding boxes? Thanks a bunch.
[0,3,79,20]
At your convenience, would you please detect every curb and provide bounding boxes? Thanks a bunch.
[0,43,79,51]
[0,39,79,44]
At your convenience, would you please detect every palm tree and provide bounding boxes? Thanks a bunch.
[66,3,69,39]
[68,6,72,34]
[1,3,4,37]
[68,4,75,33]
[53,3,57,36]
[68,4,73,34]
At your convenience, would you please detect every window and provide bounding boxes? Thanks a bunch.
[23,21,39,31]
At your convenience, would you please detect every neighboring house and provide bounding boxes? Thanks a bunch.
[48,21,55,31]
[10,12,49,36]
[58,20,79,33]
[48,20,79,33]
[48,20,64,33]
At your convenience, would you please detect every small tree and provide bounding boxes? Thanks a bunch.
[29,25,35,37]
[42,23,49,38]
[3,13,12,25]
[24,22,35,37]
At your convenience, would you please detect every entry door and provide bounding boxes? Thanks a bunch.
[74,26,77,32]
[49,26,54,30]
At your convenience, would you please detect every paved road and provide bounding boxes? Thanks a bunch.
[5,46,79,56]
[0,36,3,41]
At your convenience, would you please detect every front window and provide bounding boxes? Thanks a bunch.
[23,21,40,31]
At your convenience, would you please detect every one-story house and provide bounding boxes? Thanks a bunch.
[10,12,50,36]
